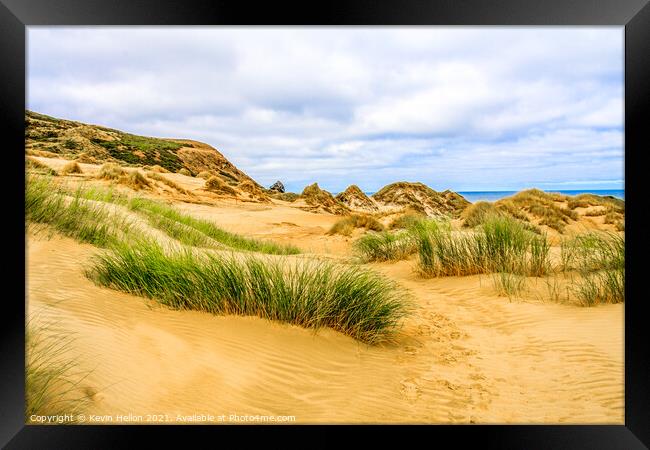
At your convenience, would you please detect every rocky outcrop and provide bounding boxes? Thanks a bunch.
[372,182,470,218]
[300,183,350,215]
[335,185,378,212]
[269,181,285,193]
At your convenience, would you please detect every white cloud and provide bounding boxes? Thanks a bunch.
[27,26,624,192]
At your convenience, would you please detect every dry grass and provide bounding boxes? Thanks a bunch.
[585,208,607,217]
[124,171,151,190]
[74,152,98,164]
[26,157,57,175]
[177,168,192,176]
[97,163,126,180]
[197,170,214,180]
[204,176,237,195]
[26,148,60,158]
[238,180,269,202]
[270,192,300,202]
[567,193,624,213]
[147,171,190,195]
[328,214,385,236]
[147,164,169,173]
[388,210,426,230]
[462,201,502,228]
[496,189,577,233]
[60,161,83,175]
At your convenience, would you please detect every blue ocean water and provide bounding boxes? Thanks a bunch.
[456,189,625,203]
[359,189,625,203]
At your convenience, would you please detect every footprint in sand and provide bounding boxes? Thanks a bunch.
[400,378,421,401]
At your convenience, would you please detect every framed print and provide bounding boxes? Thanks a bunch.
[2,0,648,448]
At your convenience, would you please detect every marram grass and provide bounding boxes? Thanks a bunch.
[87,239,411,344]
[26,320,92,423]
[560,232,624,305]
[26,174,130,247]
[413,216,550,277]
[353,230,415,262]
[127,197,300,255]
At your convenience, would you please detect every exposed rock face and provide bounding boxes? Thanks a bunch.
[300,183,350,215]
[372,182,470,217]
[335,185,378,212]
[269,181,285,193]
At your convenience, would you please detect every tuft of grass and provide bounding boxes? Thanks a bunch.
[328,214,384,236]
[74,152,98,164]
[492,272,527,300]
[560,232,624,305]
[197,170,214,180]
[127,197,300,255]
[353,231,415,262]
[97,163,126,180]
[462,201,502,228]
[123,170,151,190]
[204,176,236,195]
[26,157,57,175]
[26,320,92,423]
[147,171,190,194]
[87,239,411,344]
[26,174,130,246]
[60,161,83,175]
[413,216,548,277]
[388,210,425,230]
[585,208,606,217]
[177,168,192,176]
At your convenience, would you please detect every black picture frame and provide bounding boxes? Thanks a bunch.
[2,1,648,448]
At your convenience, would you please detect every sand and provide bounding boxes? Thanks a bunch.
[26,160,624,424]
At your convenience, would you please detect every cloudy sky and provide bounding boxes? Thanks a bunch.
[27,27,624,193]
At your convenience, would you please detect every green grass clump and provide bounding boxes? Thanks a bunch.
[413,216,549,277]
[90,133,184,172]
[87,240,410,344]
[26,175,129,247]
[492,272,527,300]
[353,231,414,262]
[328,214,384,236]
[127,198,299,255]
[560,232,624,305]
[26,320,92,423]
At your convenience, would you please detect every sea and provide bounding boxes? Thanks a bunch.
[358,189,625,203]
[456,189,625,203]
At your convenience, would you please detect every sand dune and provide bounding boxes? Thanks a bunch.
[27,228,623,424]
